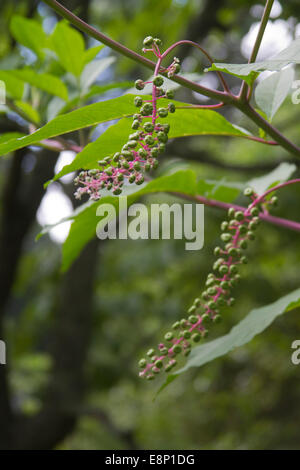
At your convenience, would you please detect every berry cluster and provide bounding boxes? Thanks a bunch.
[74,36,180,201]
[139,187,278,380]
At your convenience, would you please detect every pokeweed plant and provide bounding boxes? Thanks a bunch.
[2,0,300,385]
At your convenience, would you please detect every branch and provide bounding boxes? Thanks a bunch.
[42,0,232,104]
[171,190,300,234]
[239,0,275,101]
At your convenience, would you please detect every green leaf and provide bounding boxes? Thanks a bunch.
[0,95,137,157]
[206,37,300,83]
[0,96,249,160]
[53,82,133,118]
[14,101,40,124]
[1,69,68,101]
[39,170,197,271]
[10,15,47,61]
[0,70,24,100]
[83,46,104,65]
[51,22,85,77]
[255,68,295,120]
[197,179,243,203]
[53,100,250,182]
[157,288,300,395]
[0,132,25,144]
[248,162,297,195]
[80,57,116,91]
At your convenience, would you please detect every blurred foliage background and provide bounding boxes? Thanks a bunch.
[0,0,300,450]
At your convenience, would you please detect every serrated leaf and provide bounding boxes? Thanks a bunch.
[10,15,47,61]
[51,22,85,77]
[206,37,300,82]
[255,68,295,120]
[248,162,297,195]
[157,288,300,395]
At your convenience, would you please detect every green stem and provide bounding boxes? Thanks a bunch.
[239,0,274,101]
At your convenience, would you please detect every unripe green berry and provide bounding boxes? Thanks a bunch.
[228,208,235,219]
[173,344,181,354]
[136,176,144,185]
[229,265,238,275]
[157,131,168,143]
[132,120,140,130]
[134,96,143,107]
[221,233,232,242]
[143,36,154,47]
[235,211,244,221]
[221,221,229,231]
[220,281,230,289]
[113,152,121,162]
[241,256,248,264]
[188,305,196,314]
[153,75,164,86]
[158,143,166,152]
[239,240,248,250]
[207,287,217,296]
[188,315,198,324]
[192,333,201,343]
[135,79,145,90]
[219,265,229,275]
[145,135,155,146]
[161,123,170,133]
[166,89,174,99]
[127,140,138,148]
[207,300,217,310]
[155,359,163,369]
[168,103,176,113]
[153,38,162,46]
[147,348,155,357]
[164,332,174,341]
[139,358,147,368]
[201,313,210,324]
[158,107,168,118]
[247,231,255,241]
[143,122,154,132]
[151,148,159,157]
[239,225,248,235]
[183,330,191,339]
[214,247,221,256]
[244,187,254,197]
[172,321,180,330]
[250,207,259,217]
[141,103,153,115]
[138,148,148,158]
[270,196,278,206]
